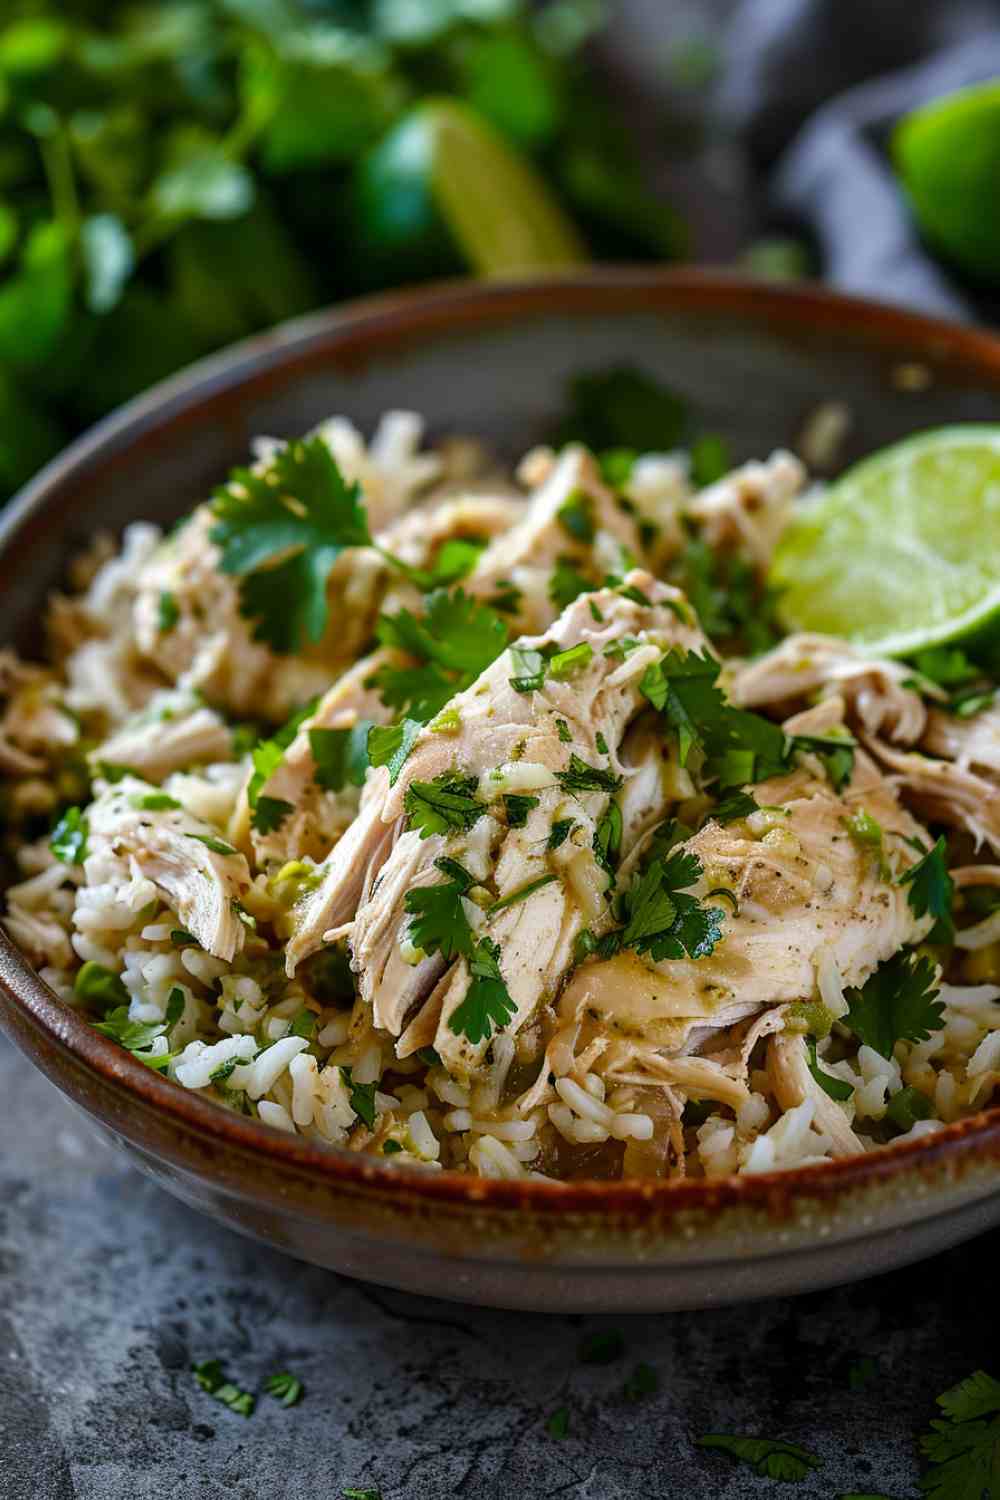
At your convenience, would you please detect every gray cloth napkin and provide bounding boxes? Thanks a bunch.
[715,0,1000,319]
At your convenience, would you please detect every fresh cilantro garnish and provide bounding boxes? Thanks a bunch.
[593,802,623,879]
[310,723,374,794]
[580,1329,625,1364]
[555,719,572,744]
[919,1369,1000,1500]
[640,648,728,766]
[549,556,595,610]
[589,600,605,622]
[188,832,239,857]
[556,489,595,544]
[697,1433,822,1482]
[253,796,294,834]
[417,1046,441,1067]
[383,1139,404,1155]
[885,1085,934,1132]
[263,1371,304,1408]
[601,849,725,962]
[486,874,557,916]
[403,772,485,839]
[192,1360,255,1418]
[793,731,856,793]
[74,960,128,1014]
[130,791,181,811]
[509,644,548,694]
[448,936,516,1045]
[898,836,955,944]
[624,1363,659,1401]
[546,1407,570,1440]
[806,1037,854,1101]
[556,753,623,796]
[210,437,372,653]
[603,636,641,661]
[690,432,730,485]
[50,806,88,864]
[714,790,758,823]
[549,642,593,679]
[92,988,183,1071]
[595,730,609,755]
[341,1067,377,1129]
[617,582,651,607]
[548,818,574,850]
[170,929,197,948]
[245,698,319,833]
[366,719,421,786]
[503,794,539,828]
[414,536,484,590]
[376,588,508,722]
[844,951,944,1059]
[289,1009,316,1039]
[556,367,687,453]
[949,687,997,718]
[404,858,476,962]
[158,590,180,632]
[909,646,979,687]
[669,536,782,654]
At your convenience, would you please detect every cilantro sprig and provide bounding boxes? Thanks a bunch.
[898,836,955,945]
[844,951,944,1060]
[919,1369,1000,1500]
[696,1434,822,1482]
[375,588,508,724]
[597,849,726,963]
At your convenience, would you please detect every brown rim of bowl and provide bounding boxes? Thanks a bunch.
[2,266,1000,1220]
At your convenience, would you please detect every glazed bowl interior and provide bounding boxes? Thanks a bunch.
[2,269,1000,1312]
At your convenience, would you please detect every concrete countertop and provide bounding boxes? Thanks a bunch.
[1,1031,995,1500]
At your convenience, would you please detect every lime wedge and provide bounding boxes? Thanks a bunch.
[770,427,1000,656]
[893,82,1000,285]
[357,98,587,277]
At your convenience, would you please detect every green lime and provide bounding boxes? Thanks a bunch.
[893,82,1000,285]
[355,98,587,278]
[770,426,1000,656]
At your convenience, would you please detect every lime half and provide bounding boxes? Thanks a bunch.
[359,98,587,278]
[770,426,1000,656]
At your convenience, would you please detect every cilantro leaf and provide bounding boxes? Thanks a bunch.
[697,1433,822,1482]
[309,723,373,793]
[341,1067,378,1129]
[605,849,725,962]
[378,588,508,682]
[210,437,372,654]
[404,858,476,962]
[448,936,517,1045]
[503,794,539,828]
[844,951,944,1059]
[640,648,728,765]
[919,1369,1000,1500]
[509,644,547,694]
[50,806,88,864]
[806,1037,854,1101]
[548,818,574,850]
[263,1370,304,1408]
[245,698,317,829]
[714,790,758,823]
[158,591,179,632]
[556,489,595,544]
[367,719,421,785]
[254,797,293,834]
[130,792,181,811]
[74,960,128,1014]
[403,773,485,839]
[92,994,181,1071]
[593,801,623,879]
[792,730,856,792]
[909,646,979,687]
[899,836,955,945]
[549,556,595,610]
[885,1085,934,1132]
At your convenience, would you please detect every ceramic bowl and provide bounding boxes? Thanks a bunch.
[2,270,1000,1312]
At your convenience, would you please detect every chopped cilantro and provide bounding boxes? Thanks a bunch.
[640,648,728,766]
[289,1009,316,1039]
[595,731,609,755]
[170,929,197,948]
[310,723,373,793]
[367,719,421,785]
[341,1067,377,1129]
[192,1359,255,1417]
[404,858,476,962]
[697,1433,822,1482]
[556,488,595,544]
[188,832,239,857]
[129,791,181,811]
[844,951,944,1059]
[600,849,725,963]
[417,1046,441,1067]
[556,753,623,796]
[599,447,637,488]
[669,536,782,655]
[885,1085,934,1132]
[546,1406,570,1439]
[624,1363,659,1401]
[253,796,294,834]
[92,991,182,1071]
[488,579,523,616]
[806,1038,854,1101]
[589,600,605,622]
[508,644,547,694]
[263,1370,304,1407]
[580,1329,625,1364]
[555,718,572,743]
[158,591,180,632]
[50,806,88,865]
[245,698,317,832]
[714,790,758,823]
[383,1140,403,1155]
[919,1369,1000,1500]
[549,642,593,679]
[486,874,557,915]
[548,818,575,850]
[793,731,856,793]
[618,583,651,607]
[603,635,641,661]
[503,794,539,828]
[593,802,623,878]
[74,960,128,1014]
[209,437,373,654]
[690,432,730,485]
[549,555,594,610]
[898,836,955,944]
[403,772,485,840]
[448,936,516,1045]
[909,646,979,687]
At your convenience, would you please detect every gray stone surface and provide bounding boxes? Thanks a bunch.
[0,1031,994,1500]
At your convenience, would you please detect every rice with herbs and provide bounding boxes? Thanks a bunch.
[2,409,999,1182]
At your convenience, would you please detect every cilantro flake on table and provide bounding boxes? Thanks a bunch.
[898,836,955,944]
[403,772,485,839]
[696,1433,822,1482]
[263,1370,304,1407]
[50,805,88,864]
[210,437,372,654]
[919,1368,1000,1500]
[192,1359,255,1417]
[844,950,944,1059]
